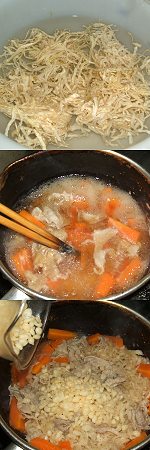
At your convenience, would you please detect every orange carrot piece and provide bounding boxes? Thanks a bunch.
[31,339,64,375]
[50,339,65,351]
[66,222,91,250]
[19,210,46,229]
[87,333,101,345]
[11,364,30,388]
[105,336,124,348]
[71,199,89,212]
[121,432,147,450]
[11,363,19,384]
[95,273,114,298]
[47,278,62,295]
[109,217,140,243]
[69,200,89,226]
[53,356,70,364]
[30,438,61,450]
[31,355,52,375]
[117,257,142,287]
[37,342,56,355]
[9,396,26,433]
[105,198,120,216]
[11,247,33,280]
[32,355,69,375]
[58,441,73,450]
[136,363,150,379]
[47,329,76,341]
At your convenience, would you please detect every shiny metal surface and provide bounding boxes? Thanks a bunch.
[1,287,30,301]
[2,294,51,369]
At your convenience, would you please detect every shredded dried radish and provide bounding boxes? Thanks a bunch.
[0,23,150,149]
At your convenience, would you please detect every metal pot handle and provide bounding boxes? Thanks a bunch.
[0,287,31,301]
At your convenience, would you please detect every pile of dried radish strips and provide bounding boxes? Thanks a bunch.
[0,22,150,149]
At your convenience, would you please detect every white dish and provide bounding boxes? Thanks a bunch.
[0,0,150,150]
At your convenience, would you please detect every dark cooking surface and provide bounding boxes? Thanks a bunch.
[0,157,149,450]
[0,150,150,448]
[0,300,150,450]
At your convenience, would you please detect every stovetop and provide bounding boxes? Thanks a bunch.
[0,150,150,449]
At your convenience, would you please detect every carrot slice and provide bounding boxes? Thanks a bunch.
[37,342,56,355]
[105,198,120,216]
[19,210,46,229]
[117,257,142,287]
[9,396,26,433]
[54,356,70,364]
[31,355,52,375]
[87,333,101,345]
[11,247,33,280]
[105,336,124,348]
[95,273,114,298]
[69,200,89,226]
[109,217,140,243]
[66,222,91,250]
[121,432,147,450]
[11,363,30,388]
[50,339,65,351]
[58,441,73,450]
[47,329,76,341]
[32,355,70,374]
[31,339,64,374]
[47,278,62,295]
[136,363,150,379]
[30,437,61,450]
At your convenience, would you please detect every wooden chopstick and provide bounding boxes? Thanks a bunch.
[0,203,75,254]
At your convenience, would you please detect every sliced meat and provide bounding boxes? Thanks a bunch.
[92,423,120,435]
[48,191,73,205]
[79,211,105,224]
[84,356,110,370]
[93,228,117,273]
[117,239,140,258]
[32,206,66,229]
[93,228,117,249]
[54,418,73,432]
[130,405,150,429]
[93,249,108,274]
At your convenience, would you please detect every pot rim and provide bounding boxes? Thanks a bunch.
[0,149,150,302]
[0,300,150,450]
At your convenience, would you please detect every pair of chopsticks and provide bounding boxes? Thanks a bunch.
[0,203,76,254]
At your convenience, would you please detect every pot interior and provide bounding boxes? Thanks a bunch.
[0,301,150,449]
[0,150,150,299]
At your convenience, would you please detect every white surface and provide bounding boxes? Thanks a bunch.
[0,0,150,150]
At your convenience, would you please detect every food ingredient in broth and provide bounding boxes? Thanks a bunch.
[6,176,150,299]
[9,331,150,450]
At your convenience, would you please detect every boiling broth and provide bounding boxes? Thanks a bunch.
[6,176,150,300]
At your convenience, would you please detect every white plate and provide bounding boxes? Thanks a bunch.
[0,0,150,150]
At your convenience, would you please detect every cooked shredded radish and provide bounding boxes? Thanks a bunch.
[0,23,150,149]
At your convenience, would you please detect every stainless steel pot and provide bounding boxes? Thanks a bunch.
[0,149,150,302]
[0,300,150,450]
